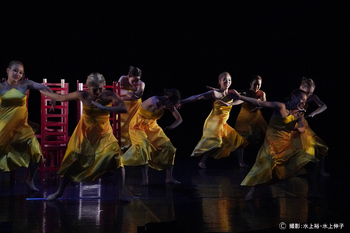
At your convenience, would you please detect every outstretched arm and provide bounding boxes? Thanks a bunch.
[91,91,127,113]
[40,89,82,102]
[27,80,57,109]
[180,90,213,105]
[27,80,54,93]
[250,91,266,112]
[231,90,285,117]
[218,99,244,106]
[164,107,183,130]
[306,94,327,118]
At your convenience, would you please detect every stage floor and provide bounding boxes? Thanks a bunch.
[0,156,348,233]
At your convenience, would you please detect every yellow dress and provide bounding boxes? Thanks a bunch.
[57,101,123,182]
[122,106,176,171]
[235,102,267,144]
[191,99,248,159]
[0,88,42,171]
[241,115,318,186]
[120,87,142,149]
[291,119,328,159]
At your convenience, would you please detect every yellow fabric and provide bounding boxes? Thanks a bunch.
[122,106,176,171]
[241,115,318,186]
[291,119,328,159]
[191,100,248,159]
[0,88,42,171]
[120,88,142,149]
[58,101,123,182]
[235,102,267,144]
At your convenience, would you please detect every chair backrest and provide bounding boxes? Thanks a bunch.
[76,81,122,145]
[40,79,69,146]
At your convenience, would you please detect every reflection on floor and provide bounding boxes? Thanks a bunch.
[0,157,349,233]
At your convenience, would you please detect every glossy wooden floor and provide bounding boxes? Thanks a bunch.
[0,155,349,233]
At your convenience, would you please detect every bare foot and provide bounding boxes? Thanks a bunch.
[319,170,330,177]
[245,187,255,201]
[245,193,253,201]
[141,180,149,186]
[46,192,62,201]
[26,180,39,192]
[166,178,181,184]
[198,162,206,169]
[239,162,250,168]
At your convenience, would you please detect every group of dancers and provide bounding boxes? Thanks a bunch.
[0,61,328,202]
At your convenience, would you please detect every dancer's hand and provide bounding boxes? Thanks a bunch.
[164,126,175,130]
[218,100,230,106]
[49,99,56,112]
[175,102,182,109]
[249,107,262,113]
[291,110,305,120]
[228,89,241,100]
[91,100,106,110]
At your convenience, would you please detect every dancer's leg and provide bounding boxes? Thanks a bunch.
[306,162,323,198]
[198,153,210,169]
[245,187,255,201]
[46,176,70,201]
[141,164,149,186]
[319,158,330,177]
[237,149,249,168]
[116,167,131,202]
[26,162,39,191]
[165,165,181,184]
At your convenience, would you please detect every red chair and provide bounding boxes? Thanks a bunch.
[37,79,69,181]
[76,80,122,145]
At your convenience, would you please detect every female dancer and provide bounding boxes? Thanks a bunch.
[180,72,248,169]
[0,61,56,191]
[122,89,182,185]
[291,77,329,176]
[234,75,268,168]
[232,89,319,201]
[42,72,129,201]
[118,66,145,151]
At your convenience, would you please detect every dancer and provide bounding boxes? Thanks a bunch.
[42,72,129,201]
[118,66,145,151]
[232,89,319,201]
[179,72,248,169]
[122,88,182,185]
[234,75,268,168]
[0,60,56,191]
[291,77,329,176]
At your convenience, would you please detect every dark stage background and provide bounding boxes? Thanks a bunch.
[1,1,348,180]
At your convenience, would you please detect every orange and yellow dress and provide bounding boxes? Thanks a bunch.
[291,118,328,160]
[241,115,318,186]
[120,87,142,150]
[0,88,42,171]
[191,99,248,159]
[57,100,123,182]
[235,101,267,144]
[122,106,175,171]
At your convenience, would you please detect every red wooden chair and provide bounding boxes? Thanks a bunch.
[37,79,69,181]
[76,80,122,145]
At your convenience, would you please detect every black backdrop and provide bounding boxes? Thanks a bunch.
[1,1,348,176]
